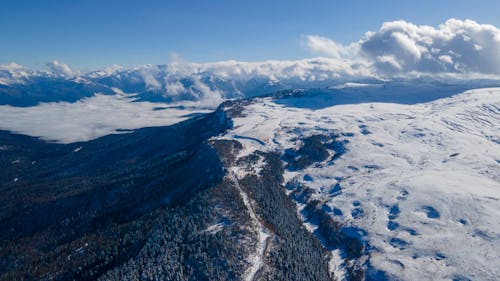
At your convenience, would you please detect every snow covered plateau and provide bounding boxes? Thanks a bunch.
[215,86,500,280]
[0,82,499,280]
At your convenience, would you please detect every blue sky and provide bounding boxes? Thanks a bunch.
[1,0,500,70]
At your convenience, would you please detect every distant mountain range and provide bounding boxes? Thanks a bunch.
[6,59,499,108]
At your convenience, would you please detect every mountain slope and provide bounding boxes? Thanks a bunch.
[217,87,500,280]
[0,86,499,281]
[0,102,336,281]
[0,109,231,280]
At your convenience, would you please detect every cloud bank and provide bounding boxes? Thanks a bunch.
[0,94,210,143]
[83,57,376,106]
[304,19,500,76]
[133,57,373,84]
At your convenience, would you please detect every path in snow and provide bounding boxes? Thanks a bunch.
[228,173,272,281]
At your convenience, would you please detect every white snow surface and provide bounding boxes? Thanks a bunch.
[221,87,500,280]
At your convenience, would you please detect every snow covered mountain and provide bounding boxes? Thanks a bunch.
[0,58,376,107]
[0,83,499,280]
[216,86,500,280]
[3,14,500,281]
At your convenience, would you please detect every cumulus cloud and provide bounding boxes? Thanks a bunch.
[0,63,32,84]
[0,62,25,72]
[46,60,74,77]
[303,35,358,59]
[304,19,500,76]
[4,18,500,109]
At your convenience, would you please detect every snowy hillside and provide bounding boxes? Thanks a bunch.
[217,87,500,280]
[1,82,498,280]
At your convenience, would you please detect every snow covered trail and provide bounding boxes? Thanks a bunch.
[223,87,500,281]
[228,172,272,281]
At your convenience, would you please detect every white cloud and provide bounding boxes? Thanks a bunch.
[160,57,374,83]
[3,18,500,111]
[0,62,25,72]
[0,63,32,84]
[375,55,402,71]
[46,60,74,77]
[302,35,358,59]
[304,19,500,76]
[140,68,162,89]
[439,55,454,64]
[165,80,186,96]
[0,94,210,143]
[190,77,224,108]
